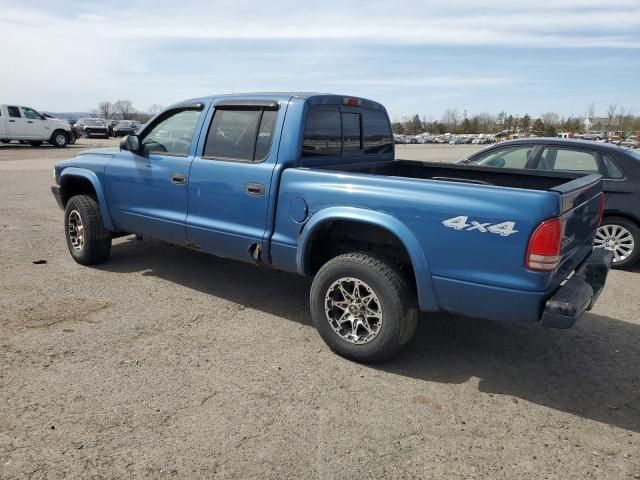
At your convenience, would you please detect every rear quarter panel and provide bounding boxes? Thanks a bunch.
[272,168,564,304]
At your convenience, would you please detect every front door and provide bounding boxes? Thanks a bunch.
[21,107,50,139]
[186,103,282,262]
[104,106,205,245]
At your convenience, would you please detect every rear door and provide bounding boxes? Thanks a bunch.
[6,106,29,139]
[186,101,282,261]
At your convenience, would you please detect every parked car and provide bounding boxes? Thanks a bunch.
[113,120,141,137]
[75,118,109,139]
[459,138,640,267]
[583,131,607,141]
[0,104,72,147]
[51,93,611,362]
[620,136,639,149]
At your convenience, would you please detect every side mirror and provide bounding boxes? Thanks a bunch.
[120,134,140,152]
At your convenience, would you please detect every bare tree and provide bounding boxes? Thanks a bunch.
[616,106,627,131]
[607,104,617,129]
[440,108,459,131]
[113,99,135,120]
[98,101,113,120]
[541,112,560,127]
[586,102,595,121]
[147,104,163,116]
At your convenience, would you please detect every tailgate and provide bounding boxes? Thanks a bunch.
[550,173,603,286]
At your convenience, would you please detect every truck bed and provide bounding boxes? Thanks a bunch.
[316,159,581,192]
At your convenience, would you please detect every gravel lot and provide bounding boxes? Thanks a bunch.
[0,140,638,479]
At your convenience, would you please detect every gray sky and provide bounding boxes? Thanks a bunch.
[2,0,639,120]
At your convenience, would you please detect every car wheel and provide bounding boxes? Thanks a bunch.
[29,141,43,147]
[594,216,640,268]
[51,130,68,148]
[310,252,417,363]
[1,139,10,144]
[64,195,112,265]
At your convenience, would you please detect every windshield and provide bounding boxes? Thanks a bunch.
[84,119,105,126]
[117,121,134,127]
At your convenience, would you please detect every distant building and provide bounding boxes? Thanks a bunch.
[584,116,620,132]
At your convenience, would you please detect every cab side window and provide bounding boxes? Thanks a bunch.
[140,109,201,157]
[469,145,534,168]
[7,106,21,118]
[603,154,624,179]
[540,148,598,172]
[22,107,40,120]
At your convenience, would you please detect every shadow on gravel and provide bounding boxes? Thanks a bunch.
[100,238,640,433]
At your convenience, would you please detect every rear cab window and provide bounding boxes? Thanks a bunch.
[301,102,393,162]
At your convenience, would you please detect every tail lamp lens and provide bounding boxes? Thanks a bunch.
[526,217,563,271]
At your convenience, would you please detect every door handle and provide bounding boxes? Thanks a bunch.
[8,120,15,123]
[170,173,187,185]
[27,120,33,124]
[246,182,265,195]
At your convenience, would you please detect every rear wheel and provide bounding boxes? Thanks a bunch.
[594,216,640,268]
[310,252,417,363]
[64,195,112,265]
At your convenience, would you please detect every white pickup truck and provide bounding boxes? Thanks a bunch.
[0,104,72,147]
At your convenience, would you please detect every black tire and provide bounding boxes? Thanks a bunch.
[51,130,68,148]
[1,139,10,144]
[310,252,418,363]
[596,216,640,269]
[64,195,112,265]
[29,141,43,147]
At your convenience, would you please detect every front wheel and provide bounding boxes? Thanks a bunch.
[594,216,639,268]
[310,253,417,363]
[64,195,112,265]
[51,130,68,148]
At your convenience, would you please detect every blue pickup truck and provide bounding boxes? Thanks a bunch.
[51,93,612,362]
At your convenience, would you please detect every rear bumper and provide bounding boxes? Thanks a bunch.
[541,248,613,329]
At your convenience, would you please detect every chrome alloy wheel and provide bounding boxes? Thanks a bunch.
[68,210,85,251]
[324,277,383,345]
[55,133,66,146]
[594,224,635,263]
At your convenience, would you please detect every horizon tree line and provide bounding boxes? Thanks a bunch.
[392,104,640,136]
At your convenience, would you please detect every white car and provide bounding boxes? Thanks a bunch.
[0,104,72,147]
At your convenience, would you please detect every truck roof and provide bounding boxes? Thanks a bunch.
[173,92,386,111]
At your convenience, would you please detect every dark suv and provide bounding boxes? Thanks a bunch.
[460,138,640,268]
[113,120,141,137]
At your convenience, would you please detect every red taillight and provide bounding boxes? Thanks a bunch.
[597,192,605,227]
[343,97,361,106]
[526,217,563,271]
